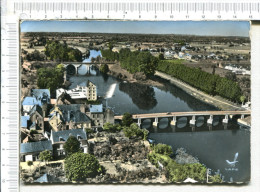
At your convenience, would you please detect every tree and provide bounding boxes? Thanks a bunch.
[240,95,246,105]
[122,112,134,126]
[65,152,103,181]
[159,53,165,60]
[123,123,143,139]
[39,150,52,164]
[153,143,173,156]
[64,136,81,156]
[37,65,65,94]
[103,123,122,132]
[45,40,82,62]
[100,64,109,74]
[225,71,237,81]
[27,161,33,172]
[157,60,242,102]
[108,42,114,50]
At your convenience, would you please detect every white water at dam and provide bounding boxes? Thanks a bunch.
[105,83,117,99]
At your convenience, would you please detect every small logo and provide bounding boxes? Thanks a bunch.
[226,152,239,167]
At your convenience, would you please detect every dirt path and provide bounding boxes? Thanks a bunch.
[155,71,244,111]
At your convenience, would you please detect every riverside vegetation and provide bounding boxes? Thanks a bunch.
[101,48,243,103]
[157,61,242,102]
[101,48,159,77]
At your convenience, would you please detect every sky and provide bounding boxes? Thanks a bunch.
[21,20,250,37]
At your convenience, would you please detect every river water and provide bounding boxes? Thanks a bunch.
[68,50,250,183]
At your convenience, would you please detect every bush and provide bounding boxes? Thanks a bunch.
[84,128,94,134]
[153,143,173,156]
[30,130,38,135]
[148,151,207,182]
[123,123,148,140]
[39,150,52,162]
[166,161,207,182]
[27,161,33,166]
[65,152,103,181]
[209,174,223,183]
[103,123,123,133]
[148,145,210,183]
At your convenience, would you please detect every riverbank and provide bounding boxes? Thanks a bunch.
[155,71,244,111]
[108,63,165,88]
[108,63,244,111]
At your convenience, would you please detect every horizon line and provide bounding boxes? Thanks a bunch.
[21,31,249,38]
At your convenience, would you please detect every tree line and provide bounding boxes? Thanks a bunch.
[157,61,242,102]
[45,40,82,62]
[101,48,159,77]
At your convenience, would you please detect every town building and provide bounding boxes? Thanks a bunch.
[56,81,97,101]
[20,140,53,162]
[50,129,88,158]
[48,104,91,131]
[22,97,41,114]
[86,104,115,127]
[22,89,50,114]
[28,105,44,133]
[31,89,50,105]
[21,115,30,129]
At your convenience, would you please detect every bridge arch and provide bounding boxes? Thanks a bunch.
[158,118,169,129]
[141,119,152,129]
[176,117,187,129]
[195,116,205,128]
[66,64,76,75]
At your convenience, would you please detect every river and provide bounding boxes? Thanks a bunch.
[69,50,250,183]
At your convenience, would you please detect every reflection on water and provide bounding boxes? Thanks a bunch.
[119,82,157,110]
[69,64,218,114]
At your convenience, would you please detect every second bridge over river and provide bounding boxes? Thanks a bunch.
[114,111,251,129]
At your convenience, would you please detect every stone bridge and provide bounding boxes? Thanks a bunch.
[62,62,115,75]
[115,111,251,131]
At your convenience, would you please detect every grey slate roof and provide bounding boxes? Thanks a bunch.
[89,104,103,113]
[57,104,91,123]
[28,105,43,117]
[51,128,87,143]
[22,97,41,106]
[20,140,52,154]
